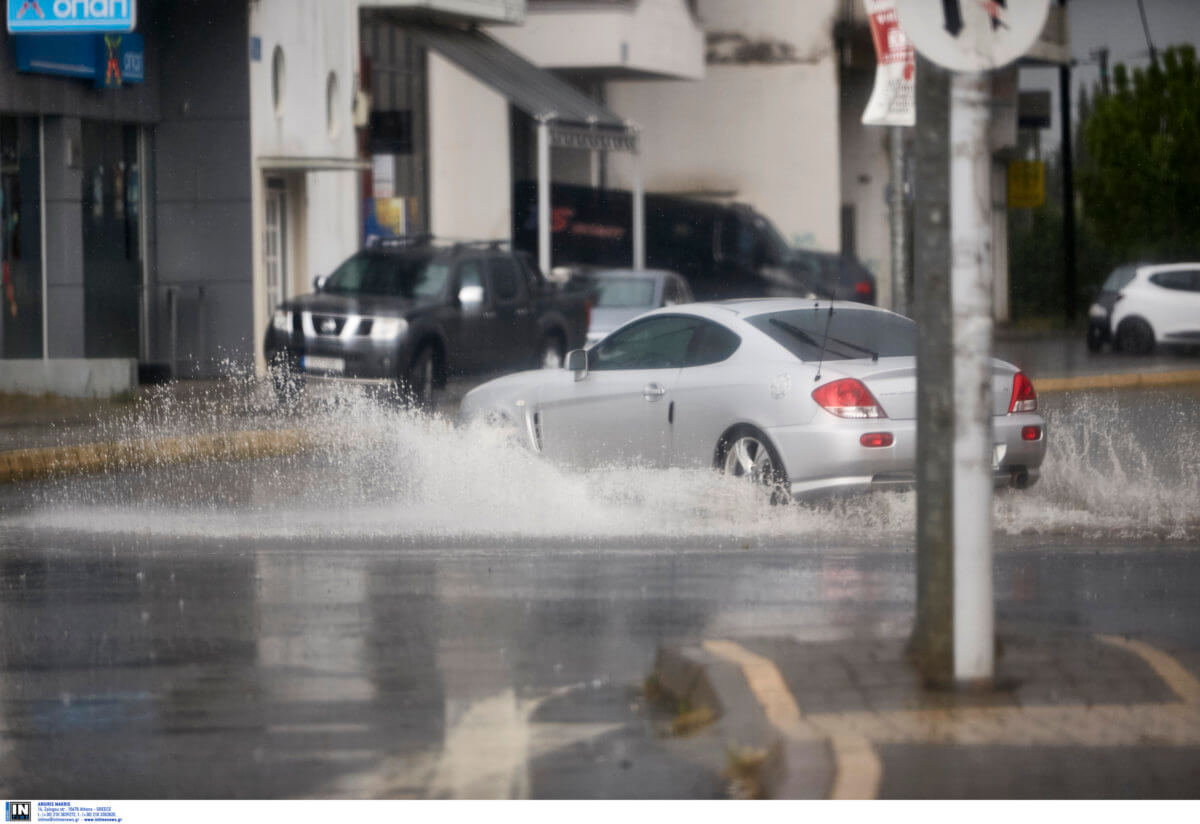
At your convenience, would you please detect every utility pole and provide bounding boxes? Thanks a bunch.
[910,54,954,685]
[897,0,1050,687]
[890,126,910,316]
[1060,54,1076,323]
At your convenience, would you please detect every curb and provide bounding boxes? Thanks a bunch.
[1035,368,1200,393]
[652,646,831,799]
[0,429,316,485]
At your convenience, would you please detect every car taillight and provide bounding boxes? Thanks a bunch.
[1021,425,1042,441]
[860,432,893,447]
[855,281,872,297]
[1009,372,1038,413]
[812,378,886,419]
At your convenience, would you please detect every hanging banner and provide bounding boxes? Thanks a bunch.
[862,0,916,127]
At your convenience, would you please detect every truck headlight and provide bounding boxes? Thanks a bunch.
[370,317,409,340]
[272,309,292,333]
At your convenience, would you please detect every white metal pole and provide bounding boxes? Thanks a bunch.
[632,147,645,271]
[950,71,995,684]
[536,117,552,277]
[39,117,48,361]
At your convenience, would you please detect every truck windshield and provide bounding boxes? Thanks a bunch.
[748,308,916,361]
[322,251,449,299]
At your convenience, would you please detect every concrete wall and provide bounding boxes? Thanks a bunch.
[840,67,892,306]
[607,61,841,252]
[428,52,512,242]
[249,0,361,371]
[602,0,842,252]
[491,0,704,80]
[151,0,254,377]
[0,358,136,397]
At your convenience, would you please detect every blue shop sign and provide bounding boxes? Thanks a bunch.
[7,0,136,34]
[14,32,144,86]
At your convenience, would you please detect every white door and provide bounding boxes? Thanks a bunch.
[537,315,703,469]
[264,178,288,313]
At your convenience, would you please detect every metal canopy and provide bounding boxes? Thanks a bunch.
[406,22,643,274]
[407,23,638,151]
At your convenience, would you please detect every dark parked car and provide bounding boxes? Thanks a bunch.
[513,181,876,305]
[263,238,589,404]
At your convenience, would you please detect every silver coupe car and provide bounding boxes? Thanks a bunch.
[459,299,1047,499]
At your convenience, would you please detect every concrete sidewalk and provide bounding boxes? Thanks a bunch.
[652,630,1200,798]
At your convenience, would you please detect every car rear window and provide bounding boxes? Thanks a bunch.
[591,278,657,308]
[747,308,916,361]
[322,251,448,299]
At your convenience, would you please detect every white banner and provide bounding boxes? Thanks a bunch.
[862,0,916,126]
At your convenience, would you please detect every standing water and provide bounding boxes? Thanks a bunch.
[1,380,1197,546]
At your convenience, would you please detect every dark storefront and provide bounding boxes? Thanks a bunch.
[1,0,255,389]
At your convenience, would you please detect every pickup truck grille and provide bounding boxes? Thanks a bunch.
[312,314,347,336]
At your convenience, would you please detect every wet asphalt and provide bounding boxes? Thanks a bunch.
[0,335,1197,799]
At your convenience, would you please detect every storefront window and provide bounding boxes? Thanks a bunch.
[0,116,43,359]
[361,13,428,238]
[82,121,141,358]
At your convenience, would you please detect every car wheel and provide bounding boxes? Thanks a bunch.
[1085,324,1106,353]
[1116,317,1155,355]
[540,335,564,369]
[404,345,437,407]
[718,427,790,504]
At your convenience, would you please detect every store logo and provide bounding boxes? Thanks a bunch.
[15,1,45,19]
[103,35,121,85]
[5,802,31,822]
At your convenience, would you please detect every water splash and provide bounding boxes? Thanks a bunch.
[3,381,1197,546]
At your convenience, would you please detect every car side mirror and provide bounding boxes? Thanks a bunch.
[565,349,588,380]
[313,274,327,292]
[458,284,484,309]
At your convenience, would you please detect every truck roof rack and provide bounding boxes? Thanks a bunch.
[366,235,509,253]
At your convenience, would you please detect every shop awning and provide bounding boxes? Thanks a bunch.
[407,23,638,153]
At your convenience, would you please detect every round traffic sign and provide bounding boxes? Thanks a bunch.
[895,0,1051,72]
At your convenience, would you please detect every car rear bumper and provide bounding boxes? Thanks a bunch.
[766,413,1046,500]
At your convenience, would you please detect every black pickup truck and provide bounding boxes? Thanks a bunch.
[263,239,589,405]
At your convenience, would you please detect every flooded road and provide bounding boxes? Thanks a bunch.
[0,384,1197,797]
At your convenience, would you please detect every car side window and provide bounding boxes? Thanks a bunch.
[489,258,525,305]
[684,320,741,367]
[1149,269,1200,292]
[589,315,701,371]
[457,261,485,303]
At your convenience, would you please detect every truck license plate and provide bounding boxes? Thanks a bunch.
[303,355,345,374]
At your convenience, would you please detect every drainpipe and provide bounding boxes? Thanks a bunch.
[536,115,552,277]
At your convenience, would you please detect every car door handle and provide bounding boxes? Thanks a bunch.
[515,307,530,316]
[643,383,667,401]
[481,310,497,319]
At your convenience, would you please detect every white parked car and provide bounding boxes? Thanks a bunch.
[1087,263,1200,354]
[460,299,1047,500]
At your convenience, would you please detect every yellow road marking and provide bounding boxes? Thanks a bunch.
[701,636,1200,798]
[702,639,882,800]
[1097,635,1200,705]
[1036,369,1200,394]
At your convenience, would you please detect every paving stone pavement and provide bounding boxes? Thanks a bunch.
[660,631,1200,798]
